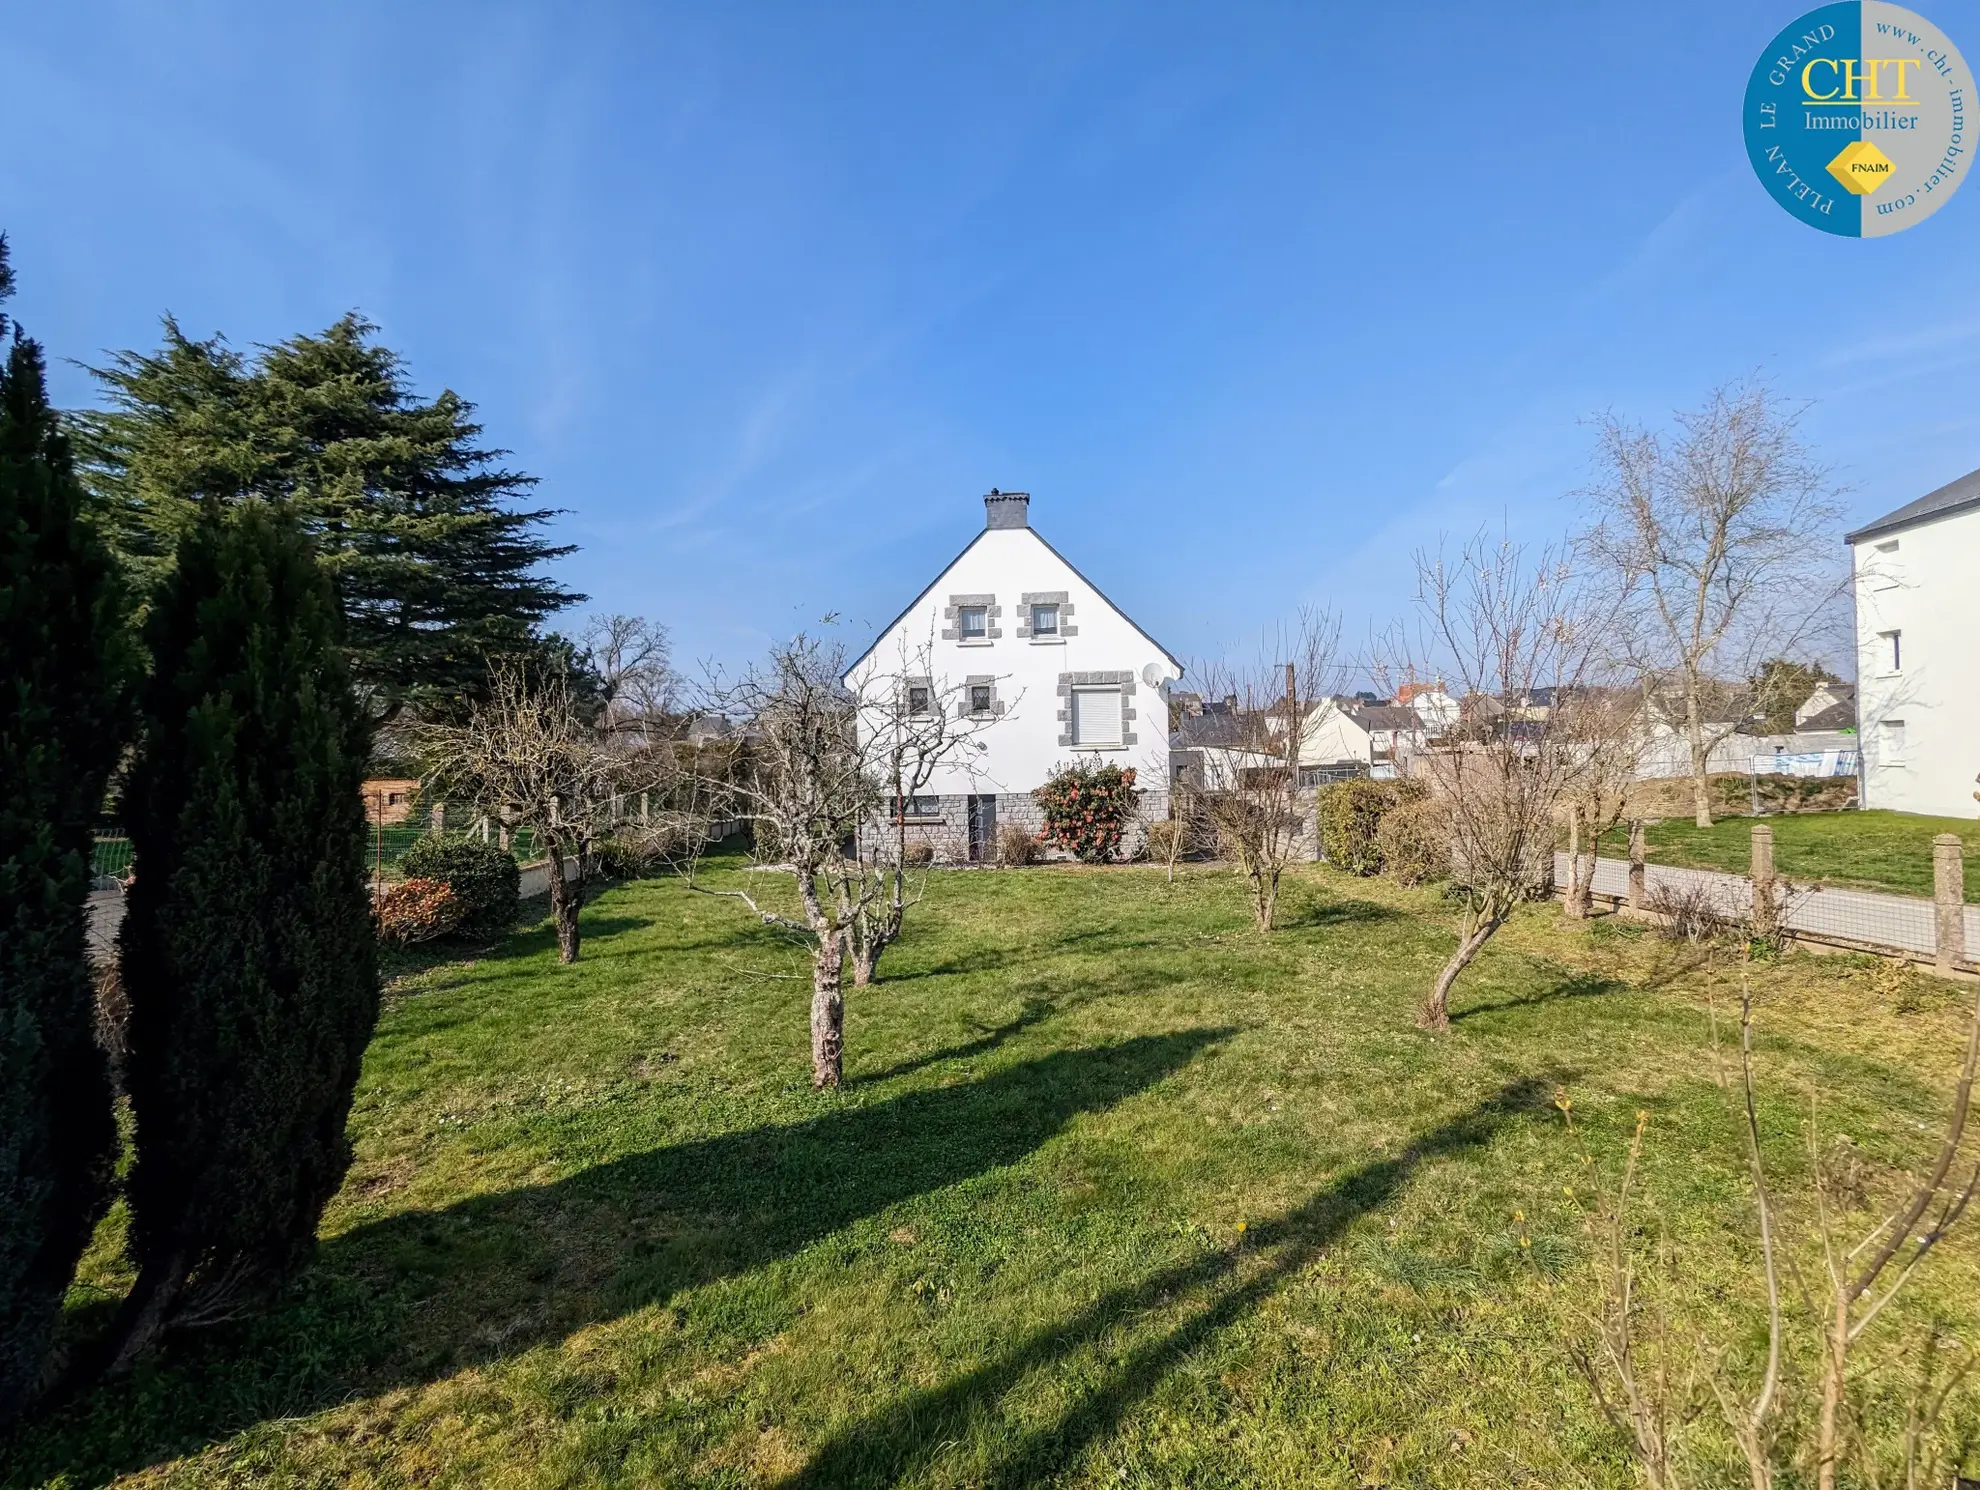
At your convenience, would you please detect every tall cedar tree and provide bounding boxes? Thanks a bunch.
[0,237,132,1422]
[76,314,579,720]
[109,501,376,1369]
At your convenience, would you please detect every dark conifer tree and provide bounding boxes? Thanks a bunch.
[110,500,376,1366]
[0,236,132,1423]
[76,314,580,721]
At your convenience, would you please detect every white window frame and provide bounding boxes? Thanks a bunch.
[1881,718,1907,766]
[1878,629,1902,676]
[1030,603,1059,638]
[958,606,989,644]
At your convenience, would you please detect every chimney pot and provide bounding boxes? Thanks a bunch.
[983,489,1030,529]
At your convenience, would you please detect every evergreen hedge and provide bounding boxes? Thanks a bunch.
[114,500,376,1354]
[398,836,521,938]
[0,248,133,1422]
[1315,777,1427,876]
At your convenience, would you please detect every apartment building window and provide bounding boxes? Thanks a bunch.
[958,606,988,642]
[1878,629,1902,674]
[1882,718,1906,765]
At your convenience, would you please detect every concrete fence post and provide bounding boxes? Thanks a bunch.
[430,799,446,836]
[1627,820,1646,911]
[1750,822,1777,939]
[1934,834,1966,976]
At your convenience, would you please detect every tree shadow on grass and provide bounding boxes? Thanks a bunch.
[858,994,1082,1083]
[1276,896,1405,931]
[1450,970,1628,1024]
[781,1074,1557,1488]
[8,1030,1228,1488]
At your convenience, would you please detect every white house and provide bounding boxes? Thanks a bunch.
[843,490,1184,859]
[1848,467,1980,819]
[1288,699,1428,781]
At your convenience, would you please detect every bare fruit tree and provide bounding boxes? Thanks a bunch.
[1578,381,1844,827]
[419,659,673,963]
[1186,609,1343,932]
[1380,533,1600,1032]
[1573,976,1980,1487]
[690,634,997,1088]
[1557,686,1649,920]
[845,634,1002,987]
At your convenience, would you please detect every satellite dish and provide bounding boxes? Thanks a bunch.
[1141,662,1165,688]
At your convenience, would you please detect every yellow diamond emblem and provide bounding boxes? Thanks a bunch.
[1827,139,1896,195]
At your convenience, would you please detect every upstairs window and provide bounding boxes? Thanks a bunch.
[958,606,988,641]
[1071,686,1123,747]
[1879,630,1902,673]
[1030,603,1059,636]
[969,683,993,715]
[906,684,932,716]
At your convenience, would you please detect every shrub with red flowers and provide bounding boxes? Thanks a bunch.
[375,876,465,945]
[1034,761,1139,863]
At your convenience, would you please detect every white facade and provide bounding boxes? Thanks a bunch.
[1850,477,1980,819]
[844,491,1182,852]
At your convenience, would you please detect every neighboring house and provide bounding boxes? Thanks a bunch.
[844,490,1184,860]
[1794,681,1856,732]
[1848,466,1980,818]
[1286,697,1422,782]
[361,777,420,825]
[1397,681,1460,733]
[1169,708,1283,792]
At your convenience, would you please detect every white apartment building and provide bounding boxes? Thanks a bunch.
[1848,467,1980,818]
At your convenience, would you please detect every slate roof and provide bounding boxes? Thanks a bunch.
[1354,705,1422,731]
[1797,700,1856,732]
[1845,465,1980,544]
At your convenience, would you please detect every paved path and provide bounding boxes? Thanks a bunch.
[1556,852,1978,962]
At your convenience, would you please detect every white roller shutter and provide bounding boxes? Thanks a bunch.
[1072,686,1122,746]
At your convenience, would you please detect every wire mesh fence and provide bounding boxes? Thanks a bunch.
[1555,844,1974,970]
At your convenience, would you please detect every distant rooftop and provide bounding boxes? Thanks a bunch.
[1845,465,1980,545]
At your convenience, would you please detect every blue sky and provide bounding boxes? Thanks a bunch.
[3,1,1976,678]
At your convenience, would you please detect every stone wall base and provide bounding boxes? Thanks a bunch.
[864,790,1171,864]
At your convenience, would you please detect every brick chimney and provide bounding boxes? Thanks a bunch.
[983,488,1030,529]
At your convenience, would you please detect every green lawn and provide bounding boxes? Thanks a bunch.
[8,857,1980,1487]
[1597,808,1980,901]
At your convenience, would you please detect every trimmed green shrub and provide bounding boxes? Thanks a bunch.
[1375,795,1452,887]
[114,499,376,1362]
[1315,777,1427,875]
[399,835,521,938]
[0,248,134,1422]
[1035,762,1139,864]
